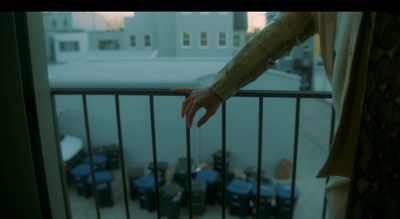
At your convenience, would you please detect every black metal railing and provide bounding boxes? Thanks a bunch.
[51,88,334,219]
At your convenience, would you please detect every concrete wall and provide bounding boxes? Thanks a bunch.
[53,70,301,174]
[154,12,176,57]
[54,32,89,63]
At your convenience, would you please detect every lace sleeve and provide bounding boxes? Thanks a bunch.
[209,12,317,100]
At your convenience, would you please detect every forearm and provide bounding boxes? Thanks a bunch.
[209,12,317,101]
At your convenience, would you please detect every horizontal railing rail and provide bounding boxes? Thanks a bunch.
[50,88,333,219]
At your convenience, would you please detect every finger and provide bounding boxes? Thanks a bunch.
[181,99,186,118]
[186,102,200,128]
[181,97,191,118]
[183,97,193,118]
[171,88,193,95]
[197,110,215,128]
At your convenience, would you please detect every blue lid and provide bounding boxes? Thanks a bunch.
[227,179,253,195]
[275,183,299,199]
[71,163,92,177]
[83,155,108,164]
[134,174,162,189]
[195,169,219,184]
[86,171,114,184]
[251,182,276,197]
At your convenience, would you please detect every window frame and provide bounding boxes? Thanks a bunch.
[130,34,136,47]
[218,31,227,48]
[59,41,79,52]
[233,33,241,48]
[199,31,208,48]
[181,31,191,48]
[144,34,151,48]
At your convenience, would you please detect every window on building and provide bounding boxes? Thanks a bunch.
[59,41,79,52]
[144,35,151,48]
[200,32,208,47]
[52,19,57,29]
[182,32,191,48]
[99,40,120,50]
[219,32,227,47]
[233,33,240,48]
[130,35,136,47]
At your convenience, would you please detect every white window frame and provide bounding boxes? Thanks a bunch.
[218,32,227,48]
[199,12,210,15]
[59,41,80,52]
[144,34,151,48]
[181,32,191,48]
[199,32,208,48]
[130,35,136,47]
[233,33,240,48]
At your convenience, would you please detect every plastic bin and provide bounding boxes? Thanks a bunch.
[195,169,219,204]
[134,174,163,212]
[215,172,235,205]
[70,163,96,197]
[82,154,108,170]
[148,161,168,182]
[275,183,300,219]
[128,167,144,200]
[244,166,267,182]
[227,179,253,217]
[173,158,194,206]
[93,144,120,169]
[251,182,276,218]
[191,179,207,216]
[159,183,184,219]
[86,171,114,207]
[213,150,230,173]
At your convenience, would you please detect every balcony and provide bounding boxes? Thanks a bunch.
[51,88,334,219]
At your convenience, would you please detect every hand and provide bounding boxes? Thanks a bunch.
[172,87,222,128]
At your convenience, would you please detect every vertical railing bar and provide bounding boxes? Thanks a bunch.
[50,94,72,219]
[221,101,227,219]
[149,95,161,219]
[114,95,131,219]
[82,94,101,219]
[322,105,335,219]
[185,95,193,219]
[290,97,301,218]
[256,97,264,219]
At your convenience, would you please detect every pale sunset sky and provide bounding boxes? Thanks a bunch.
[96,12,267,32]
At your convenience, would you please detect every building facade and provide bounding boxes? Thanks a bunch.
[43,12,248,62]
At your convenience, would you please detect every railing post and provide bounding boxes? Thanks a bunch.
[50,94,72,219]
[290,97,301,218]
[185,95,193,219]
[221,101,227,219]
[255,97,264,219]
[114,95,131,219]
[82,94,101,219]
[149,95,161,219]
[322,106,336,219]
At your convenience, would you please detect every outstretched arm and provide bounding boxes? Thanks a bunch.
[174,12,317,128]
[210,12,317,100]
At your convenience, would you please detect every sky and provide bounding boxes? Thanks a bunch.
[96,12,267,32]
